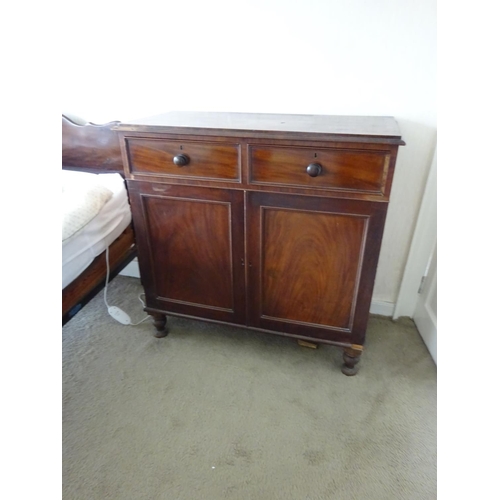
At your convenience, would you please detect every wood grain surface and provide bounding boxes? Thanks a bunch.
[126,137,240,180]
[246,191,386,345]
[127,182,246,324]
[259,208,367,328]
[116,111,405,145]
[62,115,123,173]
[249,144,390,194]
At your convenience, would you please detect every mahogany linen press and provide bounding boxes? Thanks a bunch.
[115,112,405,375]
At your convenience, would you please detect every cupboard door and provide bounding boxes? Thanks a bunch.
[128,182,246,324]
[246,192,387,345]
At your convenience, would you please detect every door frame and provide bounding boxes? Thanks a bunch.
[393,145,437,319]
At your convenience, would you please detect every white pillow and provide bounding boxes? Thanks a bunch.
[62,171,113,241]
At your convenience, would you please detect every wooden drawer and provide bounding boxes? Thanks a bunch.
[249,145,391,195]
[125,137,241,181]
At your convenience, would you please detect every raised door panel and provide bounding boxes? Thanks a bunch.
[128,182,245,324]
[247,192,387,345]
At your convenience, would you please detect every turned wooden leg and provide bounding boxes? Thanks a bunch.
[151,313,168,338]
[341,346,363,376]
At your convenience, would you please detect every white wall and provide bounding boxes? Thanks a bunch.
[63,0,436,306]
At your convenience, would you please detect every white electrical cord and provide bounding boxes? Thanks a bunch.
[104,246,150,326]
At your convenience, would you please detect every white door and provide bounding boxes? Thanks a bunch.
[413,242,437,363]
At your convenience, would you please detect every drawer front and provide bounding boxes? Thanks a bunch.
[249,145,390,195]
[125,137,241,181]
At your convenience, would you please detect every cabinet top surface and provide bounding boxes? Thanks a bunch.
[115,111,404,143]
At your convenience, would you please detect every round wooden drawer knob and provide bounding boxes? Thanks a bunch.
[306,163,322,177]
[173,154,190,167]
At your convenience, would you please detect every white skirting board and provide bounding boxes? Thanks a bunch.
[368,300,395,317]
[119,258,141,279]
[119,259,396,317]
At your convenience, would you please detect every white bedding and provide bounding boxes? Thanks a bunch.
[62,171,114,241]
[62,171,132,289]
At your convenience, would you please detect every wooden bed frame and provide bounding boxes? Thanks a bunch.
[62,115,137,325]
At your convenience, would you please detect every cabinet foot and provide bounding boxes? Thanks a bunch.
[341,347,363,376]
[151,313,168,338]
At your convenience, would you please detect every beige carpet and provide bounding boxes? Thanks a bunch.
[62,276,436,500]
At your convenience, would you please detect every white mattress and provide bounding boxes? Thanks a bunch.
[62,172,132,289]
